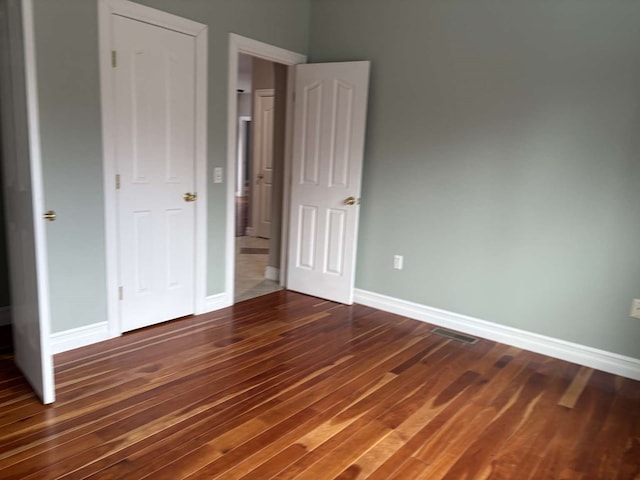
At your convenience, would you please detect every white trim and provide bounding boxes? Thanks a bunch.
[98,0,119,337]
[354,289,640,381]
[226,34,306,304]
[98,0,205,36]
[264,266,280,282]
[50,322,111,354]
[205,293,231,312]
[0,306,11,326]
[22,0,55,404]
[193,25,208,315]
[98,0,209,330]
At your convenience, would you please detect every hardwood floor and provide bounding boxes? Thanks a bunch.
[0,291,638,479]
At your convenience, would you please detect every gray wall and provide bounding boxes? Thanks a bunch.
[32,0,310,333]
[0,146,11,313]
[309,0,640,358]
[28,0,640,359]
[33,1,106,333]
[0,110,11,313]
[237,92,251,118]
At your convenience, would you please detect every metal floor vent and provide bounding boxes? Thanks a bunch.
[431,327,478,344]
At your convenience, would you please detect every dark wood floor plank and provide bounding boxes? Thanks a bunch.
[0,290,637,480]
[13,317,367,478]
[364,352,539,480]
[64,309,422,479]
[132,327,436,479]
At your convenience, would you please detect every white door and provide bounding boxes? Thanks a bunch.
[287,61,370,305]
[113,15,197,332]
[252,89,274,239]
[0,0,54,404]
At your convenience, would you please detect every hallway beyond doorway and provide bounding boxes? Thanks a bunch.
[234,236,281,303]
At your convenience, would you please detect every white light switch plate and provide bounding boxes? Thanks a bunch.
[214,167,223,184]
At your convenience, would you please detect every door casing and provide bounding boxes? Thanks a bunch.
[225,34,306,305]
[98,0,208,336]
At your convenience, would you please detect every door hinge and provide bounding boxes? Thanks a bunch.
[118,286,123,300]
[115,174,120,190]
[111,50,117,68]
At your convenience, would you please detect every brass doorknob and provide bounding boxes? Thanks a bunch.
[183,192,197,202]
[344,196,358,206]
[257,173,264,180]
[43,210,56,222]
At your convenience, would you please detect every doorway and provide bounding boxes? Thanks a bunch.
[233,54,285,303]
[226,35,369,308]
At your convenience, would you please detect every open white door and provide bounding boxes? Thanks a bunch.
[287,61,370,305]
[0,0,55,404]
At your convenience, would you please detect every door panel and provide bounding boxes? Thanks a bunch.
[297,205,317,270]
[328,81,354,188]
[287,61,370,305]
[325,209,346,275]
[301,82,322,185]
[113,15,196,332]
[0,0,54,404]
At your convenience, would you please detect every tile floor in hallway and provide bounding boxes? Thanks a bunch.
[234,236,282,303]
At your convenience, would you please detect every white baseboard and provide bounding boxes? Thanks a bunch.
[265,266,280,282]
[204,293,232,313]
[50,322,110,354]
[51,294,232,354]
[0,306,11,326]
[354,289,640,381]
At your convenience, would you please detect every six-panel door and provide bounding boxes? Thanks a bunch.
[287,61,370,305]
[113,16,197,332]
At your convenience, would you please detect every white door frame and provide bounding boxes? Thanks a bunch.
[225,34,306,303]
[98,0,208,336]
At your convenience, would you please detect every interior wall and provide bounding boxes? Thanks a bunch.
[0,146,11,325]
[30,0,310,333]
[0,0,15,327]
[251,57,275,90]
[32,1,106,334]
[0,103,11,322]
[237,92,251,118]
[309,0,640,358]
